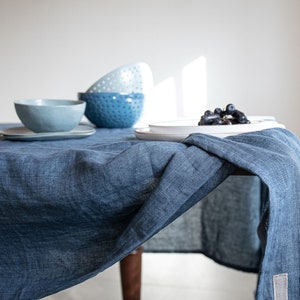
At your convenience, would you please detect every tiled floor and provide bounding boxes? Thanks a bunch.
[43,253,258,300]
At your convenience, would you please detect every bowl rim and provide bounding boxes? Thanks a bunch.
[14,99,85,107]
[79,92,144,95]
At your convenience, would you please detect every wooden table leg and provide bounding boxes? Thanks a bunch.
[120,247,143,300]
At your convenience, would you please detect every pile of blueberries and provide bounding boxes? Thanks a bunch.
[198,104,250,126]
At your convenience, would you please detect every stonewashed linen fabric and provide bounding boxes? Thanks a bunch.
[0,125,299,299]
[144,175,263,272]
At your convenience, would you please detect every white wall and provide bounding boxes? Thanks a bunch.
[0,0,299,136]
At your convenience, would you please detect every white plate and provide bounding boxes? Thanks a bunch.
[135,128,186,141]
[148,117,284,135]
[135,116,285,141]
[0,124,96,141]
[135,127,231,141]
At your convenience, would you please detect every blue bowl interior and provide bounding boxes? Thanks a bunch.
[79,93,144,128]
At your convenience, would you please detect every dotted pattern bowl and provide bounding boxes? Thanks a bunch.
[86,62,153,94]
[79,92,144,128]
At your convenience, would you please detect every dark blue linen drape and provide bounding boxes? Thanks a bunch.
[0,126,299,299]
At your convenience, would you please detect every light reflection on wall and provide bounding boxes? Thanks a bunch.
[140,76,177,125]
[137,56,207,127]
[181,57,207,118]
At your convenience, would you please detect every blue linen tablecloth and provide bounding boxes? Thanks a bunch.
[0,125,299,299]
[143,174,263,272]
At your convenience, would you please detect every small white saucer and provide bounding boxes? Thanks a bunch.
[0,124,96,141]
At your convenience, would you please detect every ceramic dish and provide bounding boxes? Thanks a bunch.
[135,116,285,141]
[148,117,283,135]
[135,127,241,141]
[14,99,86,133]
[86,62,153,94]
[0,124,96,141]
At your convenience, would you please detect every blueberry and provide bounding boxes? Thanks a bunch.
[198,117,207,125]
[212,118,224,125]
[198,103,250,126]
[214,107,223,115]
[232,110,249,124]
[225,104,236,115]
[198,113,220,125]
[204,110,213,116]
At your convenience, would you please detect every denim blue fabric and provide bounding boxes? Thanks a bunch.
[185,129,300,300]
[0,126,299,299]
[144,175,262,272]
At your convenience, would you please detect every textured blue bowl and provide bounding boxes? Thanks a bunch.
[14,99,86,133]
[79,92,144,128]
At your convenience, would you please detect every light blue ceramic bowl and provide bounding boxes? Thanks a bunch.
[14,99,86,133]
[78,92,144,128]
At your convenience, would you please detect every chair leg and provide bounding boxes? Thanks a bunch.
[119,247,143,300]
